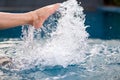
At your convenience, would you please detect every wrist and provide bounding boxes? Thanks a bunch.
[23,12,33,25]
[26,11,38,26]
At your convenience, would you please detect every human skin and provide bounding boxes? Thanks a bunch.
[0,3,60,29]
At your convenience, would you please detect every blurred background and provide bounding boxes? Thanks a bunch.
[0,0,120,39]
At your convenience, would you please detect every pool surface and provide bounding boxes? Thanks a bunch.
[0,0,120,80]
[0,39,120,80]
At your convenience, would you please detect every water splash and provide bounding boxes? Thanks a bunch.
[0,0,120,80]
[6,0,88,70]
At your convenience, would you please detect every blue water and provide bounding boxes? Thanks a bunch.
[0,39,120,80]
[0,0,120,80]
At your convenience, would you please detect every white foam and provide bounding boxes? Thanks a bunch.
[1,0,120,79]
[8,0,88,70]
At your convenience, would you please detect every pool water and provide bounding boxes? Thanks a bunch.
[0,39,120,80]
[0,0,120,80]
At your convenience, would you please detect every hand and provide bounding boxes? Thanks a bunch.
[28,3,60,29]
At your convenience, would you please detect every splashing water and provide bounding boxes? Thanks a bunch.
[0,0,120,80]
[6,0,89,70]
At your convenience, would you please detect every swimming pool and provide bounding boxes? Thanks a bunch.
[0,0,120,80]
[0,39,120,80]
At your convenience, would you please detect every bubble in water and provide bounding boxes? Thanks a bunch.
[6,0,89,70]
[1,0,120,80]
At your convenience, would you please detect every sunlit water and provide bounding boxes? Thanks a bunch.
[0,0,120,80]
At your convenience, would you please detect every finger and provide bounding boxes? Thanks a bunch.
[34,19,44,29]
[46,3,60,15]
